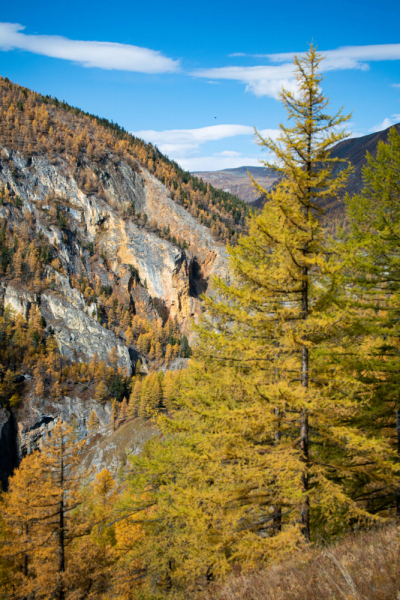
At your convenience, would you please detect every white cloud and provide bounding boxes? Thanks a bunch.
[192,64,297,98]
[264,44,400,71]
[392,83,400,88]
[132,124,280,158]
[369,114,400,133]
[132,124,280,170]
[214,150,242,157]
[194,43,400,98]
[0,22,179,73]
[133,124,255,145]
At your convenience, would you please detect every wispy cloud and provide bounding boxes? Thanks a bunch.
[0,22,179,73]
[193,65,296,98]
[369,114,400,133]
[132,124,279,157]
[214,150,242,157]
[264,44,400,70]
[194,43,400,98]
[132,124,279,170]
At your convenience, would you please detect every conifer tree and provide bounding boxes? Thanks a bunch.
[12,248,23,281]
[0,422,88,599]
[109,346,118,370]
[122,46,396,594]
[0,431,120,599]
[119,396,128,421]
[155,341,163,365]
[340,126,400,516]
[126,326,133,345]
[148,374,162,415]
[90,352,99,379]
[95,380,109,403]
[87,409,100,432]
[165,343,173,366]
[110,399,117,431]
[51,380,63,399]
[138,378,151,418]
[162,371,181,412]
[35,376,45,397]
[129,379,142,418]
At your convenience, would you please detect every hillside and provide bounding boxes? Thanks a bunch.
[250,123,400,214]
[209,524,400,600]
[192,166,279,203]
[0,75,246,486]
[193,124,400,217]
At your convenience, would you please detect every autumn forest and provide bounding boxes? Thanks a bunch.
[0,45,399,600]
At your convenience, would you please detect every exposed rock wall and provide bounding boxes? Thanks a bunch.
[40,290,134,373]
[14,390,112,459]
[0,144,228,482]
[0,281,135,373]
[0,146,227,332]
[0,408,18,490]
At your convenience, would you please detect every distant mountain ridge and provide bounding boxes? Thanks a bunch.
[194,123,400,217]
[192,166,279,203]
[328,123,400,198]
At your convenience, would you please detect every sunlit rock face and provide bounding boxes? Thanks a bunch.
[0,146,226,333]
[0,142,227,479]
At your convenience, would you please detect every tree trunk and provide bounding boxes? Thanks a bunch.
[300,407,310,541]
[23,523,29,577]
[299,106,312,541]
[273,408,282,532]
[300,252,310,540]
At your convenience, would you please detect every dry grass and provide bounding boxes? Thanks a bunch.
[208,525,400,600]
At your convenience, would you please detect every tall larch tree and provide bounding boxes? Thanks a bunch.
[121,45,396,596]
[0,422,88,599]
[339,126,400,517]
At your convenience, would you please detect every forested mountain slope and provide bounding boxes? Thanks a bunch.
[0,75,246,486]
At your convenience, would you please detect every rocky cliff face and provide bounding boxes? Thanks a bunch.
[0,146,226,327]
[0,138,227,481]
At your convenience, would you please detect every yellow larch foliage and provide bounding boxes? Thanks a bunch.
[120,46,397,596]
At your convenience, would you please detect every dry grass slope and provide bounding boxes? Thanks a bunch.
[209,525,400,600]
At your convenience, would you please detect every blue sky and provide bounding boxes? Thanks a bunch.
[0,0,399,171]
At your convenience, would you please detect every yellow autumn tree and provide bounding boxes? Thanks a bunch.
[0,433,122,599]
[128,378,142,418]
[87,408,100,432]
[121,45,396,596]
[0,422,88,599]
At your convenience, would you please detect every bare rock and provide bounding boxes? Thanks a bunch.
[3,283,38,320]
[78,417,157,476]
[0,407,18,489]
[40,290,135,373]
